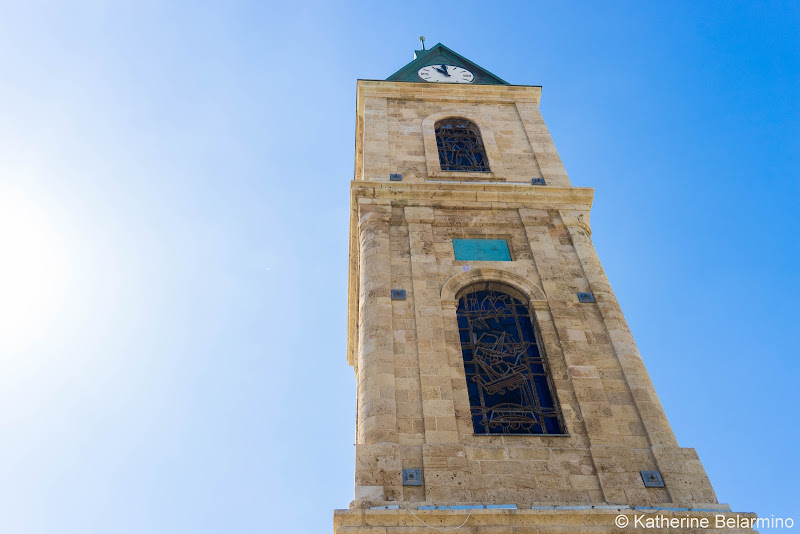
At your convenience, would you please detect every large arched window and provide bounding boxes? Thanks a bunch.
[456,285,563,435]
[435,118,490,172]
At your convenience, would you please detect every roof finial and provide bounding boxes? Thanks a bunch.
[419,36,426,50]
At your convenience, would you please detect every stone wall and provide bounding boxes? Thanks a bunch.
[349,182,718,510]
[355,81,571,187]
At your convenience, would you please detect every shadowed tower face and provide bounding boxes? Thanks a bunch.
[335,43,753,533]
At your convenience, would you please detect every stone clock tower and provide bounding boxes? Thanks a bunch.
[334,44,754,533]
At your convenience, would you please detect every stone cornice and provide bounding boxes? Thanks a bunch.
[334,506,750,531]
[352,181,593,208]
[357,79,542,108]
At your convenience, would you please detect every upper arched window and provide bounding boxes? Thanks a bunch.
[456,286,563,435]
[435,118,490,172]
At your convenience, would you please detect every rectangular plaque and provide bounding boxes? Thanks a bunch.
[402,468,422,486]
[452,239,511,261]
[641,470,665,488]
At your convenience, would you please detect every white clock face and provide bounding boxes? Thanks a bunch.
[418,64,474,84]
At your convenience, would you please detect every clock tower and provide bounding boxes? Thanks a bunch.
[335,43,754,533]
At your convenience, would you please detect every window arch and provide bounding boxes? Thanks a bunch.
[435,118,490,172]
[456,284,563,435]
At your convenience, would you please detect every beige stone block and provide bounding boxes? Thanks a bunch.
[506,448,550,461]
[477,460,528,475]
[354,485,384,503]
[434,417,457,432]
[424,430,459,443]
[422,399,454,417]
[569,474,601,491]
[466,447,509,461]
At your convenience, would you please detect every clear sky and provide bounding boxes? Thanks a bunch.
[0,1,797,533]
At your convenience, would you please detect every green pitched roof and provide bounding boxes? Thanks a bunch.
[386,43,509,85]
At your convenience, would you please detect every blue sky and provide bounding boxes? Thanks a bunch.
[0,1,797,533]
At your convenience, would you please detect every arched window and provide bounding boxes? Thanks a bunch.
[435,118,490,172]
[456,285,563,435]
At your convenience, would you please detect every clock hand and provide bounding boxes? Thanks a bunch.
[440,64,450,76]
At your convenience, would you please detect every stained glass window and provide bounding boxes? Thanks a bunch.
[435,118,490,172]
[457,287,564,435]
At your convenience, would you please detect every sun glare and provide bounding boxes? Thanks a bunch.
[0,188,70,349]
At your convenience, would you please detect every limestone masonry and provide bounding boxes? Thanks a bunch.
[335,45,755,533]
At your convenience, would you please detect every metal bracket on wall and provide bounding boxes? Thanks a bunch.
[391,289,407,300]
[577,292,595,303]
[640,470,665,488]
[402,468,422,486]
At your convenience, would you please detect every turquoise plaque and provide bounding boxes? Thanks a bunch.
[452,239,511,261]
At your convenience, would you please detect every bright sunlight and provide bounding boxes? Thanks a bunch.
[0,188,70,349]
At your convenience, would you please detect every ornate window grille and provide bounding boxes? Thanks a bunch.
[435,118,490,172]
[457,287,564,435]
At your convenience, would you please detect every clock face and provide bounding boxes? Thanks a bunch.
[418,64,474,84]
